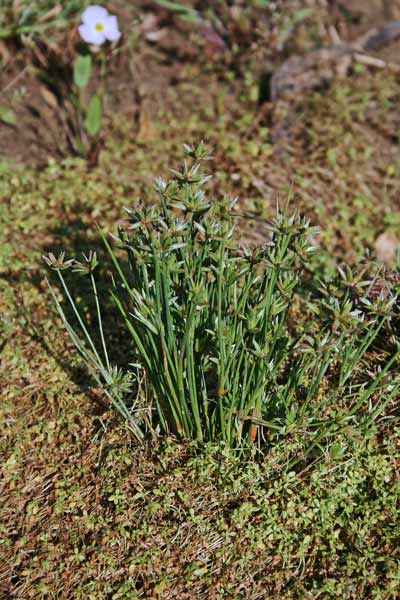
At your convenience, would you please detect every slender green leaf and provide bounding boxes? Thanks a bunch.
[85,94,102,137]
[73,53,92,89]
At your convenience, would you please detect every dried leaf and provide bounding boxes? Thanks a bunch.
[40,86,59,110]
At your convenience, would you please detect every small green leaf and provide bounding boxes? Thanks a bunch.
[73,54,92,89]
[0,106,16,126]
[292,8,315,23]
[154,1,202,23]
[85,94,102,137]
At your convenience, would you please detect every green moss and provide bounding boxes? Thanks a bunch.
[1,3,400,595]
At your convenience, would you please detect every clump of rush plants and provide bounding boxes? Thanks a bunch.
[44,143,400,454]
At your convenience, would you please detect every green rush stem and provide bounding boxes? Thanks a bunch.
[217,243,225,395]
[176,347,190,433]
[57,270,103,369]
[226,345,246,444]
[161,258,176,354]
[349,347,400,418]
[48,279,144,439]
[176,314,193,430]
[249,362,268,442]
[152,247,163,323]
[262,270,277,339]
[291,350,400,469]
[185,313,203,441]
[216,243,227,440]
[47,279,103,374]
[160,349,188,436]
[112,291,184,434]
[152,249,178,382]
[111,292,152,371]
[340,317,387,386]
[363,380,399,428]
[304,337,340,407]
[90,273,110,371]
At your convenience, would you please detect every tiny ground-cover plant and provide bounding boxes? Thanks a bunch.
[72,4,121,157]
[44,143,400,452]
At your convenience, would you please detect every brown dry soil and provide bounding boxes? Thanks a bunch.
[1,1,400,599]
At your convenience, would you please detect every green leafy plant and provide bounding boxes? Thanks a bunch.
[70,5,122,157]
[44,144,399,452]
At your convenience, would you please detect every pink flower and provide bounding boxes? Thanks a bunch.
[78,5,121,46]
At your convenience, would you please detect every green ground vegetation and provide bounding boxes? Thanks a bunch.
[1,1,399,598]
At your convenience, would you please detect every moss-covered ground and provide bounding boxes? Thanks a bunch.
[1,1,399,598]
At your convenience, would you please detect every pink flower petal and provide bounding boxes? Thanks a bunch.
[78,23,106,45]
[104,15,121,42]
[81,5,108,25]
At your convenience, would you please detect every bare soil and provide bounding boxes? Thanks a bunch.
[1,0,400,164]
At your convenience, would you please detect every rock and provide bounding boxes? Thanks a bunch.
[374,231,399,264]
